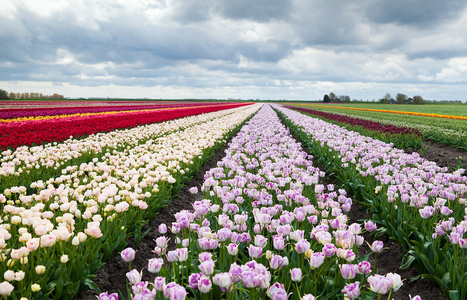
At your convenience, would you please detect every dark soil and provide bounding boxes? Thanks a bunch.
[411,140,467,170]
[74,122,465,300]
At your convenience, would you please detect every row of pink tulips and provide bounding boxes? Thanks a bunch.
[274,104,466,299]
[102,104,411,300]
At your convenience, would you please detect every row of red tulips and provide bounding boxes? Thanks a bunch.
[0,103,251,150]
[285,106,422,137]
[0,103,229,119]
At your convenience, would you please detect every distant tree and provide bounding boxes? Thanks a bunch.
[396,93,408,104]
[9,92,16,99]
[413,95,424,104]
[339,95,351,103]
[0,89,9,100]
[380,93,391,104]
[323,94,330,103]
[329,92,337,103]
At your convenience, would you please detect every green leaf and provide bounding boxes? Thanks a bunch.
[400,255,416,270]
[83,278,101,293]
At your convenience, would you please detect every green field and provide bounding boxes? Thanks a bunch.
[282,102,467,116]
[283,102,467,150]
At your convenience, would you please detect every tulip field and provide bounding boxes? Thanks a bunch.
[0,100,465,299]
[287,103,467,151]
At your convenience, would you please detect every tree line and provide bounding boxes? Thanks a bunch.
[0,89,65,100]
[323,92,426,104]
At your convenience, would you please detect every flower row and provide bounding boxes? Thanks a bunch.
[0,105,255,190]
[295,104,467,121]
[284,105,423,150]
[274,104,467,298]
[106,104,406,300]
[0,103,251,151]
[0,104,261,299]
[294,106,467,151]
[0,102,231,120]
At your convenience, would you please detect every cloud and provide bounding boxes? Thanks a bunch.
[365,0,467,27]
[1,0,467,101]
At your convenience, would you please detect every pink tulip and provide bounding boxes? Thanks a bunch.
[290,268,302,282]
[367,274,392,294]
[120,247,135,262]
[340,264,357,280]
[148,258,164,273]
[341,281,360,299]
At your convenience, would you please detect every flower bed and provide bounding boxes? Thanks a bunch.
[284,105,423,150]
[105,104,405,300]
[0,105,255,191]
[274,104,467,299]
[0,103,251,150]
[0,103,230,119]
[0,104,261,299]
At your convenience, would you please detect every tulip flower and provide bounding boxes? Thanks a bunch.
[340,264,357,280]
[367,274,392,294]
[121,247,136,262]
[341,281,360,299]
[290,268,303,282]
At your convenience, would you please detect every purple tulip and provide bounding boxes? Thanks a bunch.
[357,261,372,274]
[158,223,167,234]
[340,264,357,280]
[341,281,360,299]
[242,271,260,288]
[198,275,212,294]
[153,277,165,291]
[99,292,119,300]
[290,268,303,282]
[163,282,187,300]
[199,260,215,276]
[295,239,310,253]
[254,234,268,248]
[131,281,149,295]
[166,250,178,262]
[267,283,287,300]
[198,252,213,262]
[248,245,263,258]
[213,272,232,288]
[364,221,377,232]
[369,240,384,253]
[217,228,232,242]
[269,255,289,270]
[322,243,337,257]
[309,252,325,269]
[386,272,403,292]
[227,243,239,255]
[367,274,392,294]
[273,235,285,250]
[148,258,164,273]
[126,269,141,284]
[121,247,135,262]
[155,236,169,248]
[188,273,201,289]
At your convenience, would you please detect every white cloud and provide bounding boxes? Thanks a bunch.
[1,0,467,101]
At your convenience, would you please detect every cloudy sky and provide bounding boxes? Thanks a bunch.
[1,0,467,101]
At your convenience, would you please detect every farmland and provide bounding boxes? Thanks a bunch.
[286,102,467,151]
[0,100,465,299]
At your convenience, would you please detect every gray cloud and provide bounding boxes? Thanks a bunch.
[365,0,467,27]
[1,0,467,100]
[216,0,293,22]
